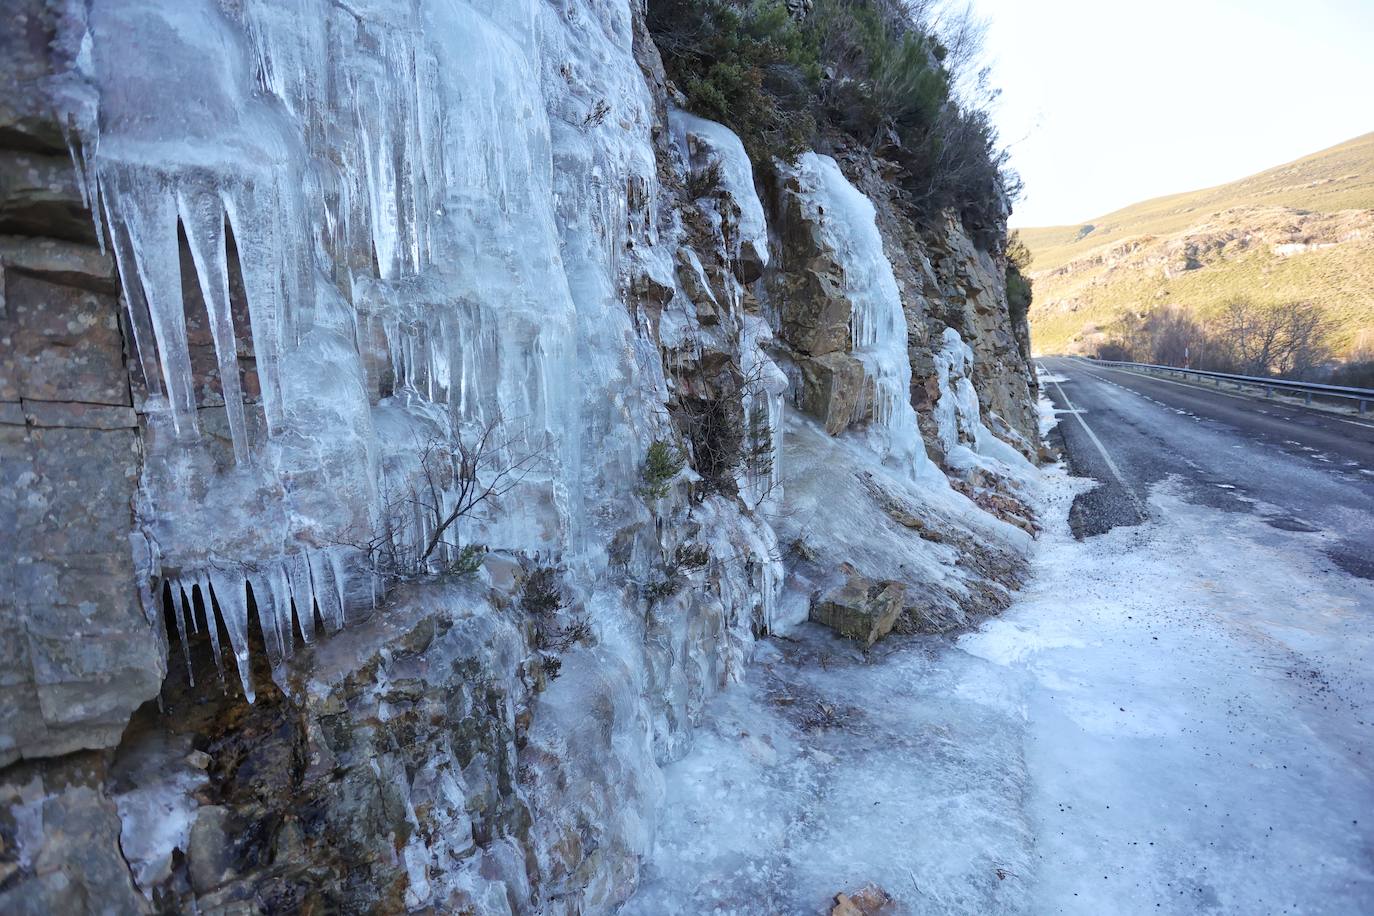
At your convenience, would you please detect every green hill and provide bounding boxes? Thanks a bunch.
[1023,132,1374,358]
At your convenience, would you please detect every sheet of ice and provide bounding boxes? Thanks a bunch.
[624,627,1036,915]
[79,0,690,703]
[782,153,942,486]
[668,109,770,273]
[775,411,1032,635]
[935,327,1034,477]
[630,436,1374,914]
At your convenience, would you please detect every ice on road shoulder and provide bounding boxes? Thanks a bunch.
[627,464,1374,915]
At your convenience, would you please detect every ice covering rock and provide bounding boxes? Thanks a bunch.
[1,0,1042,909]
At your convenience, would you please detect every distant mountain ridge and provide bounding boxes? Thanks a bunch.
[1022,132,1374,357]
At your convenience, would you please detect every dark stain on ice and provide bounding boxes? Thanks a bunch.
[1264,515,1321,533]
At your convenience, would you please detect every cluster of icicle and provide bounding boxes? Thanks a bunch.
[166,548,356,702]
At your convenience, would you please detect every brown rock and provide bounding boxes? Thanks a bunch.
[832,883,894,915]
[187,805,235,894]
[811,569,906,646]
[799,351,867,435]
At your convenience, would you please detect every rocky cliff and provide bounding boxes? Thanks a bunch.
[0,1,1039,912]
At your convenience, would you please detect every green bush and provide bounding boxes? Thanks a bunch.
[639,440,686,500]
[648,0,1018,245]
[1006,231,1033,324]
[650,0,820,162]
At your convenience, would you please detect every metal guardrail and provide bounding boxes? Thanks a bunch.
[1084,357,1373,416]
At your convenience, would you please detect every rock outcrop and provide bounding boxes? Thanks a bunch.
[0,1,1040,912]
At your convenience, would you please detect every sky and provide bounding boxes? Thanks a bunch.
[961,0,1374,227]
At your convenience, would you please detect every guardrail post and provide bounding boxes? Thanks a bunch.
[1362,400,1368,416]
[1265,386,1273,398]
[1305,391,1312,406]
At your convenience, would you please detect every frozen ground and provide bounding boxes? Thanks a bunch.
[625,443,1374,913]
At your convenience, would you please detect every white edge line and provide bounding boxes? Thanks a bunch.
[1049,372,1148,523]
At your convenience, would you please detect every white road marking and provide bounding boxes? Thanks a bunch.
[1071,359,1374,430]
[1048,373,1148,522]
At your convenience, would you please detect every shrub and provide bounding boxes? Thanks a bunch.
[648,0,1019,245]
[520,565,564,616]
[674,542,711,571]
[682,395,744,494]
[639,440,687,500]
[1005,231,1032,325]
[444,543,487,580]
[649,0,821,162]
[643,542,711,604]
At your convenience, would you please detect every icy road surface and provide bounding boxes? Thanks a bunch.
[625,417,1374,914]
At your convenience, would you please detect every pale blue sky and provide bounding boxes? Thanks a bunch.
[964,0,1374,227]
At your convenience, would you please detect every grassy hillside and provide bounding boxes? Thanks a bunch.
[1024,133,1374,356]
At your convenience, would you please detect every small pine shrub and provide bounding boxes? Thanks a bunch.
[643,577,680,603]
[639,440,686,500]
[521,565,564,616]
[442,543,487,580]
[674,542,711,571]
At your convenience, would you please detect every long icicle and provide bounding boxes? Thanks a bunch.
[179,189,250,463]
[109,174,200,435]
[207,572,256,703]
[285,554,317,645]
[170,581,194,687]
[194,575,225,682]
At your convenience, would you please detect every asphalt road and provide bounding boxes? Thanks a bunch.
[1039,357,1374,578]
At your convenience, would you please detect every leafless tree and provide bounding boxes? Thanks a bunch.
[1145,306,1208,368]
[1272,301,1330,377]
[342,416,549,582]
[1219,297,1330,378]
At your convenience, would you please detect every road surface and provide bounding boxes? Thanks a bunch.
[1039,356,1374,578]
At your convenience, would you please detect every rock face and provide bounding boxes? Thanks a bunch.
[0,0,1040,912]
[0,9,163,767]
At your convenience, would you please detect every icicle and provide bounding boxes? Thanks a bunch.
[194,575,225,681]
[170,581,194,686]
[222,181,286,435]
[246,572,283,665]
[328,549,350,628]
[285,553,317,645]
[206,572,255,703]
[270,564,296,659]
[103,192,164,400]
[177,581,198,636]
[309,549,344,633]
[179,189,250,463]
[106,175,199,435]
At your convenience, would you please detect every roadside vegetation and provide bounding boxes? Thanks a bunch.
[647,0,1019,249]
[1093,298,1343,381]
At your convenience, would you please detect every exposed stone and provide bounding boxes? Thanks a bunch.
[0,754,149,915]
[0,236,117,292]
[2,422,158,767]
[832,883,895,915]
[1,271,128,406]
[798,351,867,435]
[186,805,234,894]
[675,247,720,322]
[770,173,854,359]
[0,151,94,245]
[810,567,906,646]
